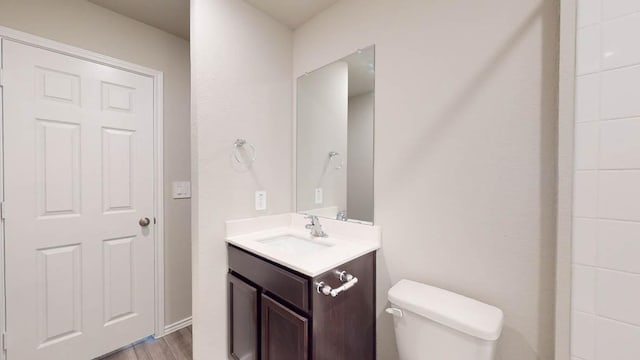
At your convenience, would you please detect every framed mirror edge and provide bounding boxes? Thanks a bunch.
[294,44,376,225]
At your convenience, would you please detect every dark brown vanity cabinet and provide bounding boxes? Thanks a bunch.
[228,273,259,360]
[227,245,375,360]
[261,294,309,360]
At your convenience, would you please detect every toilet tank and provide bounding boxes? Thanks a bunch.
[388,280,504,360]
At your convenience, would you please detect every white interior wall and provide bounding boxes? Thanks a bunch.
[570,1,640,359]
[297,61,348,215]
[555,0,577,358]
[347,92,374,222]
[190,0,293,358]
[0,0,191,327]
[293,0,559,359]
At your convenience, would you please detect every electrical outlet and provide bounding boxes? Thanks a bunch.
[255,191,267,211]
[315,188,323,204]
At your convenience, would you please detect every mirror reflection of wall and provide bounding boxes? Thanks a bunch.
[296,46,374,224]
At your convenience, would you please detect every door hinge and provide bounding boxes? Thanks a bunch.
[0,68,4,87]
[0,202,5,220]
[2,332,7,351]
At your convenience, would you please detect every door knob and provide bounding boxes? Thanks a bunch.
[139,217,151,227]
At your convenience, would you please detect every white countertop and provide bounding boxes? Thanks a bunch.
[225,213,381,277]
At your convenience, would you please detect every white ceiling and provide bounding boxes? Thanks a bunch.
[244,0,340,29]
[89,0,190,40]
[88,0,340,40]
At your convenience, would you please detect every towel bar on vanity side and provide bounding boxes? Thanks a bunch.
[315,271,359,297]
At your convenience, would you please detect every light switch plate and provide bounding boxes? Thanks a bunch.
[315,188,323,204]
[255,191,267,211]
[172,181,191,199]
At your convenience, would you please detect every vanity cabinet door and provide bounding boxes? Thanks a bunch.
[228,274,259,360]
[261,294,309,360]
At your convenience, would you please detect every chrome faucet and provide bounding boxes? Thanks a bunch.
[305,215,328,237]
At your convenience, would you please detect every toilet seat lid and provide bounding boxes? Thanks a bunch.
[388,279,504,341]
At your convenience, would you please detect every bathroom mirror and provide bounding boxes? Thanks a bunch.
[296,46,375,224]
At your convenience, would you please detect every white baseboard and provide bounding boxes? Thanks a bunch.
[163,316,192,336]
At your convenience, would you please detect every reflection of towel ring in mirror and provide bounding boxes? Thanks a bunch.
[328,151,343,170]
[233,139,256,165]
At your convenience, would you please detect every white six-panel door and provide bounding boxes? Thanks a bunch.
[2,40,156,360]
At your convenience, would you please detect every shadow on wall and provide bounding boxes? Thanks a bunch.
[377,1,558,359]
[376,250,399,360]
[499,326,546,360]
[537,0,559,359]
[388,5,546,177]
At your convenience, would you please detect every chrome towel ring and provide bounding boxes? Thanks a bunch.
[233,139,256,165]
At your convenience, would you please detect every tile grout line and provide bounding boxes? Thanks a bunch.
[574,309,640,329]
[572,263,640,277]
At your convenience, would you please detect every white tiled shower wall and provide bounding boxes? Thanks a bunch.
[572,0,640,359]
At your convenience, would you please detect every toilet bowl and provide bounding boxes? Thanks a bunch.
[387,279,504,360]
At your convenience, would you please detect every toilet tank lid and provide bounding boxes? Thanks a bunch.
[388,279,504,341]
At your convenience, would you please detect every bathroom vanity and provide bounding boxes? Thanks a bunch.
[226,213,380,360]
[227,46,378,360]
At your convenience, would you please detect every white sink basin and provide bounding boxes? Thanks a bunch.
[225,213,381,276]
[257,235,332,255]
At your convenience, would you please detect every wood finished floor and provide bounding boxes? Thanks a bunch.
[97,326,192,360]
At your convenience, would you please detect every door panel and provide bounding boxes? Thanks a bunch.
[261,294,308,360]
[102,128,135,212]
[36,119,81,217]
[103,236,136,326]
[37,66,81,105]
[36,244,83,346]
[228,273,258,360]
[3,39,156,360]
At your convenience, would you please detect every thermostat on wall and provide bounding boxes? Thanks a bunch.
[172,181,191,199]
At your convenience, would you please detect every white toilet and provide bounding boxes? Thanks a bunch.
[387,279,504,360]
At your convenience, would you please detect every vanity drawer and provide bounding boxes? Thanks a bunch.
[228,245,309,312]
